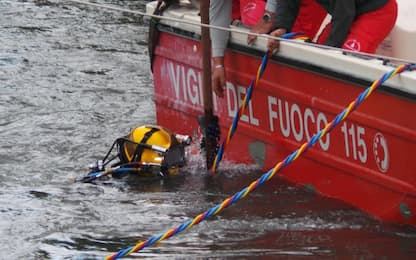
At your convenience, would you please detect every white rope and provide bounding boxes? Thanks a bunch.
[63,0,415,65]
[63,0,289,42]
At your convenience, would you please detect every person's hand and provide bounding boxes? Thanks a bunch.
[267,28,287,53]
[212,65,226,98]
[247,11,275,45]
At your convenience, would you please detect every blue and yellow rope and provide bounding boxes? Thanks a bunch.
[210,33,307,173]
[105,62,415,259]
[210,51,270,173]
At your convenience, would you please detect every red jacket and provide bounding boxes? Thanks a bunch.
[276,0,389,47]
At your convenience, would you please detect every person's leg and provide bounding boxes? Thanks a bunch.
[318,0,397,53]
[233,0,241,20]
[292,0,327,40]
[343,0,397,53]
[240,0,266,26]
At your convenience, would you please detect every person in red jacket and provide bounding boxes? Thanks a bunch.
[248,0,327,44]
[267,0,397,54]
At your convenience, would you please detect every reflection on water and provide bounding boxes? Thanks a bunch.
[1,0,416,259]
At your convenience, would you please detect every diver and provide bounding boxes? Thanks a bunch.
[77,118,220,183]
[78,125,193,183]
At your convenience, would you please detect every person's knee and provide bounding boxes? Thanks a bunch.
[240,0,266,27]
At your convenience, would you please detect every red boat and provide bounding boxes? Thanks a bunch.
[146,1,416,226]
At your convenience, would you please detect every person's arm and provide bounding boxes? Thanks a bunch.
[324,0,355,47]
[210,1,232,59]
[247,0,277,44]
[265,0,277,13]
[209,1,232,97]
[266,0,301,53]
[274,0,301,32]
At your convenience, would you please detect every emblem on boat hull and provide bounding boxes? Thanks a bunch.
[373,132,389,173]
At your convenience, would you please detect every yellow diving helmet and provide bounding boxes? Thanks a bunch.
[117,125,188,175]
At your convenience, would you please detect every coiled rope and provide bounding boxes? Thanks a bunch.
[210,32,309,173]
[105,63,415,259]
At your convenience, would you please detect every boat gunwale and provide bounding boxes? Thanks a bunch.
[145,1,416,98]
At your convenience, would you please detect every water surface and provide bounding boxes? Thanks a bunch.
[1,0,416,259]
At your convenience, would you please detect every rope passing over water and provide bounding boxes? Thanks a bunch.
[105,62,415,259]
[210,33,309,173]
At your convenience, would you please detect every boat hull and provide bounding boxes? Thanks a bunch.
[152,30,416,226]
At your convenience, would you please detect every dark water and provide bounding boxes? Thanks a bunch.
[1,0,416,259]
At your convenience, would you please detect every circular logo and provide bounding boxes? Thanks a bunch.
[344,39,361,51]
[373,133,389,173]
